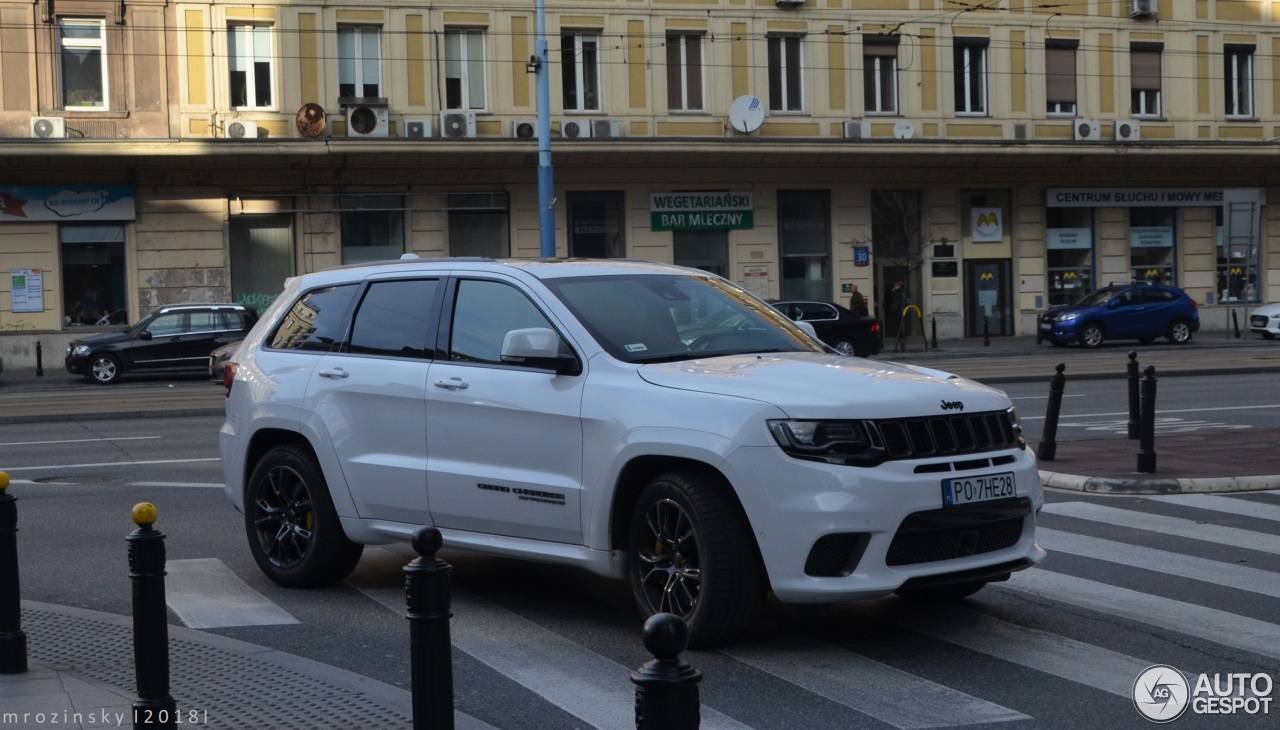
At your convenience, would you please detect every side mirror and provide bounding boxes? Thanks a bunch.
[1106,300,1119,309]
[501,327,579,374]
[139,331,153,340]
[794,321,819,339]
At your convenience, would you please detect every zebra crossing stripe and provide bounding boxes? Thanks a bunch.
[1038,528,1280,599]
[1006,570,1280,662]
[165,558,299,629]
[725,636,1028,728]
[1041,501,1280,555]
[851,600,1151,698]
[1145,493,1280,523]
[346,547,751,730]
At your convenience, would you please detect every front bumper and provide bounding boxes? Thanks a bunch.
[1036,319,1079,343]
[64,354,88,375]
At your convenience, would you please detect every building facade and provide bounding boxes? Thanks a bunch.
[0,0,1277,364]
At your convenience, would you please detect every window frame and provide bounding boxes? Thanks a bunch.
[953,39,988,116]
[1045,41,1078,117]
[1129,45,1162,119]
[228,23,276,110]
[444,28,487,111]
[58,17,109,111]
[561,31,601,113]
[666,32,705,113]
[1224,44,1255,120]
[863,37,899,115]
[337,25,382,101]
[767,34,804,113]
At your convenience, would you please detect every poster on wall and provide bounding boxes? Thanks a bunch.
[971,207,1004,242]
[741,265,770,301]
[0,185,136,223]
[10,268,44,313]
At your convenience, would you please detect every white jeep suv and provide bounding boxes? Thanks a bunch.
[220,257,1044,647]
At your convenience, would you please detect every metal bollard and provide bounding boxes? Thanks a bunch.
[35,341,43,377]
[632,613,702,730]
[1126,351,1140,440]
[128,503,176,729]
[983,317,990,346]
[1037,363,1066,462]
[931,316,938,350]
[1232,309,1241,339]
[1137,365,1158,473]
[0,472,28,674]
[406,526,455,730]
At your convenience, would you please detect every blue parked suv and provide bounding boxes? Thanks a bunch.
[1036,281,1199,348]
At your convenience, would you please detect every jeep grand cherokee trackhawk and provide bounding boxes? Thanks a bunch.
[220,257,1044,647]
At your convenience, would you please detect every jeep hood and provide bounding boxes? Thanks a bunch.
[637,353,1011,419]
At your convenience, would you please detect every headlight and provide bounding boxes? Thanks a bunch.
[1007,406,1028,450]
[71,345,90,357]
[767,420,881,465]
[1058,312,1081,322]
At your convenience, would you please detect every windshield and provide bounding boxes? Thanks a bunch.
[1073,287,1122,307]
[545,274,823,363]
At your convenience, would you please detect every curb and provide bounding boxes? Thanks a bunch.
[1041,470,1280,495]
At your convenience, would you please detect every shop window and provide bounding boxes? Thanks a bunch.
[230,214,293,313]
[340,195,404,264]
[448,193,509,258]
[338,26,381,99]
[863,36,899,114]
[1046,207,1094,306]
[673,230,728,277]
[59,18,108,110]
[1216,206,1259,303]
[445,29,486,110]
[61,224,127,327]
[561,32,600,112]
[778,190,831,301]
[1129,207,1174,285]
[767,35,803,112]
[1224,44,1254,119]
[1130,44,1162,118]
[567,192,625,258]
[1045,41,1077,116]
[666,33,704,112]
[953,39,988,115]
[228,24,274,109]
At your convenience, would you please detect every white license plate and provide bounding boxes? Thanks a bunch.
[943,472,1016,507]
[1038,322,1052,330]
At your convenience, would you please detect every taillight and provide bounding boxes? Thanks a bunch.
[869,322,880,334]
[1190,300,1198,308]
[223,361,239,396]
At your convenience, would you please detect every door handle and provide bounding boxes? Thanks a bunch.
[318,367,349,379]
[433,377,469,390]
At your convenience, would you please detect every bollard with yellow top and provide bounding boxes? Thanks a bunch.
[1,471,28,674]
[128,502,177,728]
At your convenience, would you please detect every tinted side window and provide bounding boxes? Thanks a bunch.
[1116,290,1141,306]
[188,312,220,333]
[1146,289,1177,304]
[449,280,555,365]
[270,284,359,351]
[795,302,834,320]
[348,279,439,358]
[147,313,187,336]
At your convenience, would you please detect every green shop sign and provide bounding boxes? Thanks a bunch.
[650,192,754,231]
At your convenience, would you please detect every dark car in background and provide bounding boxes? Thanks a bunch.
[770,300,882,357]
[1036,281,1199,349]
[66,303,257,384]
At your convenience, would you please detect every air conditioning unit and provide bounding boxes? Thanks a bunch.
[405,119,433,139]
[1115,119,1142,142]
[562,119,593,139]
[346,105,389,138]
[842,120,871,139]
[593,118,623,138]
[30,116,66,139]
[439,110,477,139]
[1129,0,1156,17]
[1073,119,1101,141]
[226,120,259,139]
[510,119,537,138]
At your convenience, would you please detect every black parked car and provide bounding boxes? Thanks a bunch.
[66,303,258,384]
[770,300,883,357]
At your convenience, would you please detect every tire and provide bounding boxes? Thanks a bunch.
[831,338,855,356]
[245,444,363,587]
[627,471,762,648]
[895,579,989,603]
[1079,323,1105,349]
[1167,320,1193,344]
[88,353,122,385]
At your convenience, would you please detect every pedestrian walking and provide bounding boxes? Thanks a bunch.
[848,285,868,317]
[885,280,907,337]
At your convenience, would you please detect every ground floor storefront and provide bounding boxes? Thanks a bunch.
[0,141,1276,366]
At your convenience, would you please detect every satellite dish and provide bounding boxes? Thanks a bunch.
[893,119,915,140]
[728,95,765,134]
[296,103,327,139]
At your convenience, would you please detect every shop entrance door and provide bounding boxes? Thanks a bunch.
[965,260,1012,337]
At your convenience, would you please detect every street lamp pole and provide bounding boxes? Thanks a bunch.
[535,0,556,257]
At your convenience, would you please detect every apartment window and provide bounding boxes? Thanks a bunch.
[340,195,404,264]
[562,32,600,112]
[59,18,108,109]
[448,194,509,257]
[228,24,274,109]
[1130,44,1162,118]
[864,36,899,114]
[767,35,803,112]
[338,26,381,99]
[666,33,704,112]
[445,30,486,110]
[1224,45,1254,119]
[953,39,988,115]
[1045,41,1078,116]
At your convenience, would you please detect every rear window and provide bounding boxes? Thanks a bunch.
[269,285,358,351]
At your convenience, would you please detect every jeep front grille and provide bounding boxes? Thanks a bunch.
[869,410,1017,460]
